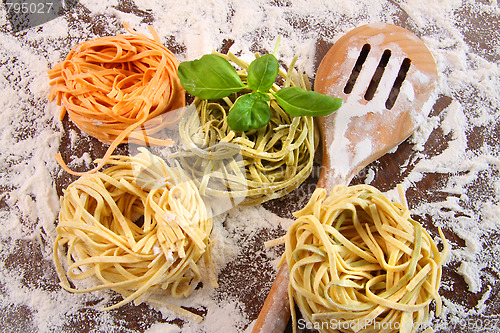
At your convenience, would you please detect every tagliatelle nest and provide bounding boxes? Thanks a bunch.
[53,149,215,322]
[48,23,185,175]
[285,185,448,333]
[171,52,319,206]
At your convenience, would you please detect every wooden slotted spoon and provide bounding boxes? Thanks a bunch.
[252,22,438,332]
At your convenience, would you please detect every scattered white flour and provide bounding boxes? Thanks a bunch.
[1,0,499,332]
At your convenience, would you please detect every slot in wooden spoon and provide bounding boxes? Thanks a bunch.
[252,22,438,333]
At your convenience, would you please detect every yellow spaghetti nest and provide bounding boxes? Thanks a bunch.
[172,52,318,206]
[53,149,215,321]
[48,23,185,176]
[285,185,448,333]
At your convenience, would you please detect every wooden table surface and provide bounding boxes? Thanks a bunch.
[1,1,499,332]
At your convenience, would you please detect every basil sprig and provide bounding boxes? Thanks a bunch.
[177,52,342,131]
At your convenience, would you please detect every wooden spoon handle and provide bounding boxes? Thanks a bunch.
[251,263,290,333]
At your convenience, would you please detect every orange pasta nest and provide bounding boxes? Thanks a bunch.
[48,23,185,175]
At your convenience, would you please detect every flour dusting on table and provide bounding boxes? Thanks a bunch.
[0,0,499,332]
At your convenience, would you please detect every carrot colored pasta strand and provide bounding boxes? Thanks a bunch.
[48,24,185,175]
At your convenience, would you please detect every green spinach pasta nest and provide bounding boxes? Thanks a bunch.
[171,52,319,206]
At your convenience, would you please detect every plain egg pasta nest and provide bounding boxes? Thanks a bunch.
[53,149,215,321]
[285,184,448,333]
[171,52,319,206]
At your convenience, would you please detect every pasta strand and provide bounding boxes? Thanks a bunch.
[48,23,185,176]
[170,52,318,205]
[285,185,447,333]
[53,149,215,320]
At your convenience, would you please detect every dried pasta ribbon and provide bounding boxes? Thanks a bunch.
[48,23,185,176]
[171,52,318,205]
[53,149,216,321]
[285,184,448,333]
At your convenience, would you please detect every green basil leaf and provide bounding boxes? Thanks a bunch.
[273,86,342,117]
[178,54,246,99]
[227,92,271,131]
[247,54,280,93]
